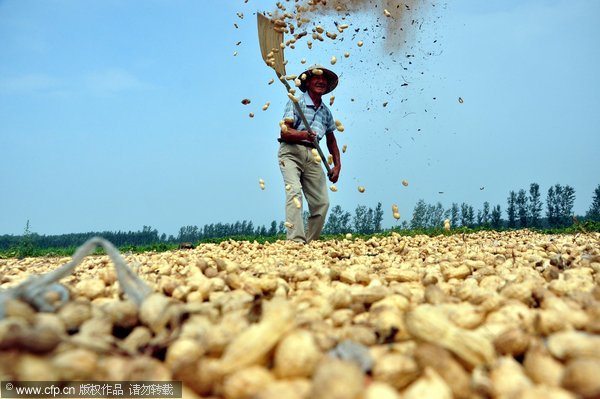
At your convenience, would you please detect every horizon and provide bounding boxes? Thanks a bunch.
[4,181,596,238]
[1,0,599,236]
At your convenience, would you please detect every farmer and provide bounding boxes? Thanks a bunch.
[278,64,341,243]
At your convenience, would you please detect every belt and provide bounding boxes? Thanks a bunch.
[278,138,315,148]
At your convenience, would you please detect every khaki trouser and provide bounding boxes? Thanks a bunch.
[278,142,329,243]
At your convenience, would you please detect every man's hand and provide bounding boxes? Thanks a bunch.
[329,165,340,183]
[305,130,316,142]
[325,132,341,183]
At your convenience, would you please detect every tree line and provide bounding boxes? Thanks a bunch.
[408,183,600,229]
[1,183,598,251]
[0,203,387,251]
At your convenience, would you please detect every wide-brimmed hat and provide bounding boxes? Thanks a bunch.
[298,64,338,94]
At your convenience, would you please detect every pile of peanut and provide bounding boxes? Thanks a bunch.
[1,230,599,399]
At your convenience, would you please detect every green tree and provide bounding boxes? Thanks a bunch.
[256,225,268,236]
[353,205,373,234]
[410,199,427,229]
[507,191,517,228]
[586,184,600,221]
[467,205,475,227]
[516,189,528,228]
[339,208,352,232]
[480,201,490,227]
[546,186,559,227]
[324,206,352,233]
[491,205,502,228]
[372,202,384,232]
[559,185,576,226]
[427,202,445,228]
[246,221,254,235]
[268,221,278,236]
[18,220,35,258]
[450,203,460,227]
[459,203,470,227]
[366,207,374,232]
[324,205,348,234]
[177,225,199,242]
[324,206,340,234]
[141,225,159,243]
[547,184,576,227]
[528,183,543,228]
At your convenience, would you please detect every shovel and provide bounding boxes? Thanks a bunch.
[257,12,333,177]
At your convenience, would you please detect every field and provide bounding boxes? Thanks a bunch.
[1,230,599,398]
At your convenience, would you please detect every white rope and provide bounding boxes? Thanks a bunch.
[0,237,153,318]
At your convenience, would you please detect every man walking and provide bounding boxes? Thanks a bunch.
[278,64,341,243]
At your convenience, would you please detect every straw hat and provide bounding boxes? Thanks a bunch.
[298,64,339,94]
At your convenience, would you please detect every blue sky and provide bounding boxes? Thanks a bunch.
[1,0,599,236]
